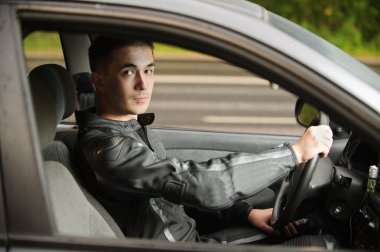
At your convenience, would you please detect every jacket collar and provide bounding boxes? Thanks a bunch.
[76,107,155,131]
[137,113,155,126]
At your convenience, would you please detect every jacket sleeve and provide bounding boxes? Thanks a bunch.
[81,132,299,211]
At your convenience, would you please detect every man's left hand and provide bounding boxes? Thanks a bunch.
[247,208,299,236]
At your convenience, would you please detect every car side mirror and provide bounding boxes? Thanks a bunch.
[295,98,350,139]
[295,99,321,127]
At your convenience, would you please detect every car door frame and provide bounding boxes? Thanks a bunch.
[0,2,55,240]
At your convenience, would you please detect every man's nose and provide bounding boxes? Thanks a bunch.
[135,71,148,90]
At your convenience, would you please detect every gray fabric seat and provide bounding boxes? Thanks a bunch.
[29,64,124,238]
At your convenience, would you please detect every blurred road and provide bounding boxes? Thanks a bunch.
[151,57,304,135]
[28,55,379,135]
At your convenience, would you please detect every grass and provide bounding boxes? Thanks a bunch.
[23,31,196,56]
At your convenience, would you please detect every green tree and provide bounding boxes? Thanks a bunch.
[250,0,380,56]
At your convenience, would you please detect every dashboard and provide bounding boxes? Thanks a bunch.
[336,134,380,249]
[337,134,379,175]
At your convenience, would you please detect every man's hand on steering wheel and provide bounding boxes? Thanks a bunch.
[271,116,333,230]
[248,124,333,235]
[292,125,333,164]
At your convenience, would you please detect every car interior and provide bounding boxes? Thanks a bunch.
[26,30,300,239]
[21,25,379,250]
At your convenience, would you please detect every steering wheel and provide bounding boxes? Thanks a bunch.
[271,112,329,230]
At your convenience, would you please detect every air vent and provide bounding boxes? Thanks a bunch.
[345,138,360,160]
[338,138,360,167]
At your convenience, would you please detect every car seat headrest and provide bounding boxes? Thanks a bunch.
[29,64,76,122]
[29,64,76,148]
[73,72,95,93]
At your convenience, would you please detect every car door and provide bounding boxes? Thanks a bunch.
[3,1,374,252]
[61,32,348,227]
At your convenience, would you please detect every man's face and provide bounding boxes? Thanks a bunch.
[96,45,155,120]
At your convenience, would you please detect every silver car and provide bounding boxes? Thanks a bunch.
[0,0,379,251]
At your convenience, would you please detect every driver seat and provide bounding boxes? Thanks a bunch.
[29,64,124,238]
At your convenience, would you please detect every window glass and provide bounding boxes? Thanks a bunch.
[23,31,65,72]
[150,43,304,135]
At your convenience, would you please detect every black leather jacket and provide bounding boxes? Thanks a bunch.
[76,109,299,241]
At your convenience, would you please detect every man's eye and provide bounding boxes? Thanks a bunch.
[145,69,154,75]
[123,70,134,75]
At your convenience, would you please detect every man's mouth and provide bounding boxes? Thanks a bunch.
[134,96,148,104]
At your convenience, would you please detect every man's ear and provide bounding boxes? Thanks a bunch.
[91,72,104,93]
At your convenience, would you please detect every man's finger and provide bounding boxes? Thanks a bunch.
[260,224,274,234]
[287,223,298,236]
[283,226,291,237]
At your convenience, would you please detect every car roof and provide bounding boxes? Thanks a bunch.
[5,0,380,112]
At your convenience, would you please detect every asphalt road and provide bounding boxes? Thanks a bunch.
[151,57,305,135]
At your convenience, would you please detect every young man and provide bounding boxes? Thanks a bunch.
[76,36,333,243]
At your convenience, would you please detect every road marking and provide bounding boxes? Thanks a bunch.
[155,75,269,85]
[153,86,290,96]
[203,116,296,125]
[150,101,294,112]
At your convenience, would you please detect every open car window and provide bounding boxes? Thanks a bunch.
[24,31,66,72]
[24,29,304,135]
[150,44,304,135]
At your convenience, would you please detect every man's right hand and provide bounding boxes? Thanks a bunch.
[292,125,333,164]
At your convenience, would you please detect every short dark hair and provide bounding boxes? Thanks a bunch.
[88,36,154,72]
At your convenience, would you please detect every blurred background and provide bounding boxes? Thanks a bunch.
[24,0,380,135]
[251,0,380,61]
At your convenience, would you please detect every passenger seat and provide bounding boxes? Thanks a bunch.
[29,64,124,238]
